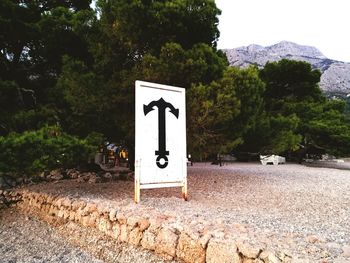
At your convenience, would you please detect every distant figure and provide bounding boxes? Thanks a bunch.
[113,145,120,167]
[128,146,135,171]
[188,154,193,166]
[217,153,222,167]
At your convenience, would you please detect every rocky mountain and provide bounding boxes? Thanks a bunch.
[223,41,350,96]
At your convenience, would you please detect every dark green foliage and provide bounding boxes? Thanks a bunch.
[36,7,94,74]
[344,96,350,116]
[261,114,302,154]
[0,0,39,81]
[187,66,267,159]
[55,56,132,140]
[135,42,227,88]
[0,0,93,82]
[221,67,265,136]
[97,0,221,54]
[55,42,227,144]
[305,100,350,156]
[9,107,59,133]
[261,59,323,107]
[251,59,350,156]
[0,79,57,135]
[0,79,19,115]
[187,81,240,160]
[1,0,225,159]
[85,132,106,147]
[0,126,96,177]
[0,0,94,137]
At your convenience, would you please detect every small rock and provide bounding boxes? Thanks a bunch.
[243,259,263,263]
[119,224,129,242]
[326,242,341,249]
[62,198,72,208]
[0,176,16,188]
[259,250,281,263]
[98,217,112,233]
[276,251,292,262]
[233,223,248,233]
[342,245,350,258]
[128,172,135,180]
[141,230,157,251]
[88,174,101,184]
[15,177,24,185]
[116,212,127,224]
[138,218,150,231]
[127,215,140,228]
[85,203,98,213]
[112,224,121,239]
[206,239,240,263]
[306,235,324,244]
[237,241,262,259]
[155,227,179,258]
[333,259,350,263]
[176,232,206,263]
[67,169,79,179]
[97,204,110,215]
[129,227,143,246]
[102,172,113,179]
[109,209,117,221]
[76,175,89,183]
[199,233,212,248]
[47,170,64,181]
[118,172,128,181]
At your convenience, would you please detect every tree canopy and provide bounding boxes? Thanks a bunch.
[251,59,350,156]
[1,0,350,177]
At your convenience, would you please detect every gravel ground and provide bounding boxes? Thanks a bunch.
[0,208,103,263]
[0,208,176,263]
[11,163,350,261]
[305,160,350,170]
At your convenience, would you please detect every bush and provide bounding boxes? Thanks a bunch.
[0,126,96,177]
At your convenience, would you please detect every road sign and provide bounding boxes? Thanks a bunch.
[135,80,187,203]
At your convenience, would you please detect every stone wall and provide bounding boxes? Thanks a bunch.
[2,189,289,263]
[0,189,21,208]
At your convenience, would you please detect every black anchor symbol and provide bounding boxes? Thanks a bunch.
[144,98,179,169]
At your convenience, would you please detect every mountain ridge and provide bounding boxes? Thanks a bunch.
[222,41,350,95]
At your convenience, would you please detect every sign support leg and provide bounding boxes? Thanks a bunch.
[135,160,141,203]
[182,181,188,201]
[135,178,140,203]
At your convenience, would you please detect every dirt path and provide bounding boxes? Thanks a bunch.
[0,208,103,263]
[0,208,176,263]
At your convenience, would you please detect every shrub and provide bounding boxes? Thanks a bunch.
[0,126,96,177]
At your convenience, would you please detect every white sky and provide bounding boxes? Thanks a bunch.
[215,0,350,62]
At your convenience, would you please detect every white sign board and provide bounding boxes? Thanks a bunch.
[135,80,187,203]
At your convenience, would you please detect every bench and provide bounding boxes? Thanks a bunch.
[260,155,286,165]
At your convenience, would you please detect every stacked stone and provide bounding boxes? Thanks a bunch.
[0,189,22,207]
[11,189,288,263]
[45,169,133,183]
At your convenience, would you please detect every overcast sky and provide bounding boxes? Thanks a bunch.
[215,0,350,62]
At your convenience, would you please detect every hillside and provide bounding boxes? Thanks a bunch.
[223,41,350,96]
